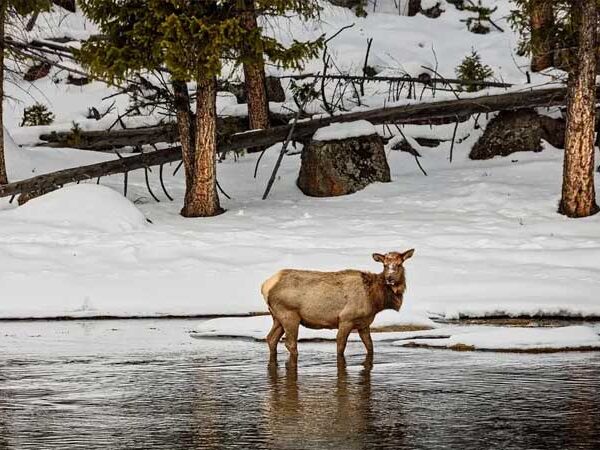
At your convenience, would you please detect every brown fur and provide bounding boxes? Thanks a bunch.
[261,249,414,360]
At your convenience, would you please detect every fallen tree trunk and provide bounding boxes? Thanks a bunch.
[39,124,180,151]
[0,148,182,199]
[40,86,570,151]
[38,114,294,151]
[2,85,593,199]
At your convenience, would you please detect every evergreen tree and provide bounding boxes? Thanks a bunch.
[1,0,50,185]
[559,0,599,217]
[455,49,493,92]
[529,0,554,71]
[510,0,556,71]
[240,0,269,133]
[79,0,323,218]
[511,0,599,217]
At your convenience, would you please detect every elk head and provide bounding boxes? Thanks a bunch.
[372,249,414,294]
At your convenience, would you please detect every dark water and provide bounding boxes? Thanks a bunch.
[0,320,599,450]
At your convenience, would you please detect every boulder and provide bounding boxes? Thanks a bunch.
[297,121,391,197]
[469,110,566,160]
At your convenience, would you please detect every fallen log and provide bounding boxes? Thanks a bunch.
[0,148,182,199]
[1,85,591,199]
[39,124,179,151]
[39,86,569,151]
[37,114,294,151]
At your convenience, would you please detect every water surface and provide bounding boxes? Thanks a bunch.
[0,320,599,449]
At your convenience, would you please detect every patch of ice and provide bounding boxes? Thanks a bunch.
[5,185,148,233]
[394,326,600,351]
[195,307,436,341]
[313,120,377,142]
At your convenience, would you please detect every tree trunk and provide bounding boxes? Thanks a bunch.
[559,0,599,218]
[0,1,7,185]
[407,0,420,16]
[172,80,195,193]
[530,0,554,72]
[241,0,269,131]
[181,76,223,218]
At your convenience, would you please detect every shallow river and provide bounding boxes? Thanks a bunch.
[0,320,599,450]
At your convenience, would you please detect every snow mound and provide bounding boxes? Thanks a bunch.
[195,307,435,341]
[7,185,148,232]
[395,326,600,352]
[313,120,377,142]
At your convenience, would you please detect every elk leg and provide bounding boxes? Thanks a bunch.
[336,322,353,356]
[358,327,374,355]
[266,318,284,356]
[282,316,300,359]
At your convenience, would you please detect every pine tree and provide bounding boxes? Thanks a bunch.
[455,50,493,92]
[559,0,599,217]
[79,0,323,218]
[240,0,269,132]
[1,0,50,185]
[529,1,554,71]
[510,0,556,71]
[511,0,599,218]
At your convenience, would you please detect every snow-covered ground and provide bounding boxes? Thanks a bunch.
[2,120,599,321]
[1,1,599,326]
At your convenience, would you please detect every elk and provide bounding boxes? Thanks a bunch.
[261,249,414,360]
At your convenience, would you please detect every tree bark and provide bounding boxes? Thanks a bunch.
[0,1,7,185]
[407,0,421,16]
[172,80,195,196]
[530,0,554,72]
[241,0,270,131]
[559,0,599,218]
[181,76,223,218]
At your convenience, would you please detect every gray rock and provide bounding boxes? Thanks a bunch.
[469,110,565,160]
[297,133,391,197]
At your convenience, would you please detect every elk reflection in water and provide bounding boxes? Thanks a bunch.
[264,355,386,450]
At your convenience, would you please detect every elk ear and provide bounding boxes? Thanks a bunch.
[401,249,415,261]
[372,253,385,263]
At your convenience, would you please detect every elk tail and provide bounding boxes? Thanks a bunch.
[260,271,282,304]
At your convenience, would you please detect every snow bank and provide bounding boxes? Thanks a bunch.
[5,185,148,233]
[395,326,600,351]
[313,120,378,142]
[3,128,114,183]
[195,308,436,341]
